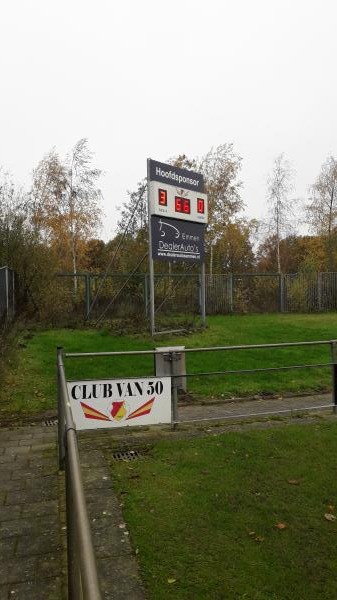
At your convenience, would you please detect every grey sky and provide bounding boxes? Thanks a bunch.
[1,0,336,240]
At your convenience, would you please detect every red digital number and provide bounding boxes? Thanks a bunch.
[158,189,167,206]
[175,196,182,212]
[183,199,190,214]
[197,198,204,214]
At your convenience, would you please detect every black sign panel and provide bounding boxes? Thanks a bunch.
[151,215,205,263]
[149,159,205,193]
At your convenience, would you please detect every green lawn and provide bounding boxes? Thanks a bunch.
[2,313,337,417]
[111,422,337,599]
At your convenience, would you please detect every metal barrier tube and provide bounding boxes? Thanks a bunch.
[171,352,179,430]
[65,339,335,359]
[57,347,65,470]
[57,349,102,600]
[66,427,101,599]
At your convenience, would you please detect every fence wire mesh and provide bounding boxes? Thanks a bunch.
[56,271,337,320]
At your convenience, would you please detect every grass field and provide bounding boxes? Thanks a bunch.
[2,313,337,417]
[111,421,337,599]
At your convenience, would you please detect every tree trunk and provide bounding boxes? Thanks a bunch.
[71,237,77,295]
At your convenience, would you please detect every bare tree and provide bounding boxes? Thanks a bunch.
[266,153,295,272]
[307,155,337,270]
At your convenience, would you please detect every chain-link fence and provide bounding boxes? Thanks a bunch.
[55,271,337,320]
[0,266,15,327]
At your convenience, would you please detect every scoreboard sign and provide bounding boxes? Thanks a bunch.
[148,159,208,224]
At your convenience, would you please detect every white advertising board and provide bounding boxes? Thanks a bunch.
[67,377,171,431]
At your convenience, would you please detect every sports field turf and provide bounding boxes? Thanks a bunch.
[2,313,337,417]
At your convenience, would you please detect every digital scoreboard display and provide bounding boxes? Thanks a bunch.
[149,161,208,224]
[153,188,207,222]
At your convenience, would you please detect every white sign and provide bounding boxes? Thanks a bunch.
[67,377,171,430]
[149,180,208,224]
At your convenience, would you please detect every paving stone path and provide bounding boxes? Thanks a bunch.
[78,441,145,600]
[0,424,65,600]
[0,422,145,600]
[178,391,333,424]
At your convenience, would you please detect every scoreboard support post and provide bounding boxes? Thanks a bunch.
[147,159,156,336]
[201,261,206,327]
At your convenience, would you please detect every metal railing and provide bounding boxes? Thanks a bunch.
[64,338,337,426]
[57,339,337,595]
[57,347,102,600]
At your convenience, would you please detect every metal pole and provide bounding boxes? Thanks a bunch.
[147,159,156,336]
[171,351,179,430]
[12,270,15,318]
[279,273,284,313]
[57,350,102,599]
[85,274,91,319]
[201,262,206,327]
[144,274,149,317]
[66,451,78,600]
[331,341,337,414]
[5,267,9,320]
[229,273,233,313]
[317,272,322,311]
[57,347,65,470]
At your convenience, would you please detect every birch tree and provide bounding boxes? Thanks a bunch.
[32,139,102,291]
[266,154,295,273]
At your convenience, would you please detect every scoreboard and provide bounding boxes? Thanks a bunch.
[148,159,208,225]
[149,180,208,224]
[147,158,208,333]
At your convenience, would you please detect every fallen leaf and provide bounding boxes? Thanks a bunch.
[287,479,300,485]
[254,535,265,542]
[248,531,256,536]
[324,513,336,522]
[328,505,335,512]
[275,522,287,530]
[167,578,176,584]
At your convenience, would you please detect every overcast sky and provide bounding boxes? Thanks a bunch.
[1,0,336,240]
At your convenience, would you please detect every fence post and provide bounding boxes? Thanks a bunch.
[144,274,149,317]
[170,351,179,430]
[279,273,284,313]
[85,274,91,319]
[229,273,233,313]
[331,341,337,414]
[317,272,322,311]
[57,347,66,470]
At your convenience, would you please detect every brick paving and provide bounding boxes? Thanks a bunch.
[78,445,145,600]
[0,425,65,600]
[0,422,146,600]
